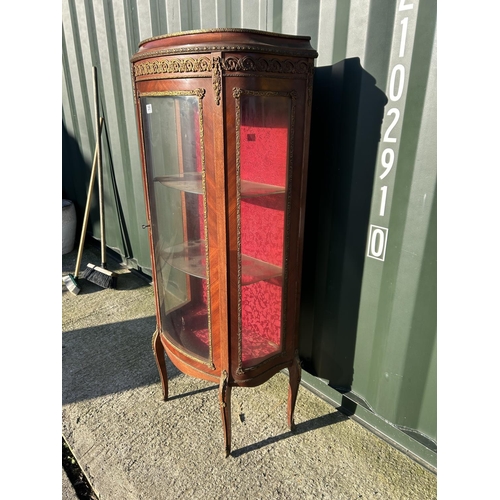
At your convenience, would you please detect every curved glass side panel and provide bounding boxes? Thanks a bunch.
[141,92,212,365]
[234,89,294,371]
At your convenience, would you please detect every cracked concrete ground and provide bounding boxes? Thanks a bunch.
[62,245,437,499]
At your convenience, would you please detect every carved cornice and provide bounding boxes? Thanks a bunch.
[133,56,211,77]
[223,56,311,75]
[133,54,314,86]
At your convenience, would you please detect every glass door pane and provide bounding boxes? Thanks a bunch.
[141,93,211,365]
[236,90,293,369]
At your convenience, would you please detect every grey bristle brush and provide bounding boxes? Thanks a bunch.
[82,263,117,289]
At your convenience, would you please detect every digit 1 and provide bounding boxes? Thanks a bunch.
[380,186,388,217]
[399,17,408,57]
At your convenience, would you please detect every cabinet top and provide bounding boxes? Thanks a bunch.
[132,28,318,62]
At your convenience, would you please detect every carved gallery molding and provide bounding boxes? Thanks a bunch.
[134,54,313,78]
[134,56,212,77]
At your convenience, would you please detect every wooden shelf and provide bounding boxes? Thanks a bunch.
[154,173,203,194]
[161,239,282,285]
[160,240,207,279]
[154,173,285,198]
[241,179,285,198]
[241,254,282,286]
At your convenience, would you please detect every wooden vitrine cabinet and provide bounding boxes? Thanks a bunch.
[131,29,317,456]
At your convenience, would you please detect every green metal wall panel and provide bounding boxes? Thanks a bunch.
[297,0,436,464]
[62,0,437,469]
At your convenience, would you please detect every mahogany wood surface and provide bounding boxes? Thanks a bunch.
[288,355,302,431]
[132,29,317,456]
[152,330,168,400]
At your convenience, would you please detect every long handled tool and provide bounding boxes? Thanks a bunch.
[82,66,117,289]
[62,116,104,295]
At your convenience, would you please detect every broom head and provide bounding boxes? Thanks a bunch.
[82,263,117,289]
[62,274,81,295]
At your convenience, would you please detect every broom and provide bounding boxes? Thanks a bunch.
[62,116,104,294]
[82,66,117,290]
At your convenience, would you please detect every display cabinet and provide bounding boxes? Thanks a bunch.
[131,29,317,456]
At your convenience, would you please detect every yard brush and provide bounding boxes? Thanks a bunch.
[81,66,118,291]
[62,116,104,295]
[82,263,117,289]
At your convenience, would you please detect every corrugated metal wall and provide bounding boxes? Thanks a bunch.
[62,0,436,467]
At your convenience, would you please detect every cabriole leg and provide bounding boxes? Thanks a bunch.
[219,370,232,457]
[152,330,168,401]
[288,354,301,431]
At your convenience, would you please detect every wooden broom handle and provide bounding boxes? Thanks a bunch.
[93,66,107,268]
[74,117,104,277]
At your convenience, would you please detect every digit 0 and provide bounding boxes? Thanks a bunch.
[389,64,405,102]
[371,228,386,258]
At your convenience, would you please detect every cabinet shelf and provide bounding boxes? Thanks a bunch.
[160,239,282,286]
[241,254,282,286]
[154,173,285,198]
[154,173,203,194]
[160,240,207,280]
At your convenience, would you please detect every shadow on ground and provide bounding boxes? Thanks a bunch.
[63,317,183,405]
[231,410,348,457]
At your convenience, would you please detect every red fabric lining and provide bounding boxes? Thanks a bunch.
[239,114,288,366]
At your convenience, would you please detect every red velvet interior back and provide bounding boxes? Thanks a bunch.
[239,95,290,366]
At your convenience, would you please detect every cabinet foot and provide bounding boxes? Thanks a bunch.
[288,355,301,431]
[152,330,168,401]
[219,370,232,457]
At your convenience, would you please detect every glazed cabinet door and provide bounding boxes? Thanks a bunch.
[228,78,309,378]
[139,88,215,368]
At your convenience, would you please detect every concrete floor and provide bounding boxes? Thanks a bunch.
[62,245,437,499]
